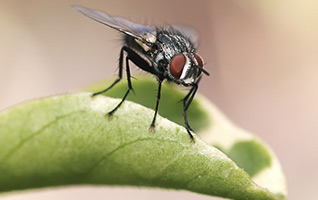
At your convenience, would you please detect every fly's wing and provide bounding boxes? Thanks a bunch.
[172,25,200,49]
[72,5,156,46]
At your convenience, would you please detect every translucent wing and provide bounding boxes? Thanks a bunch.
[72,5,156,46]
[172,25,200,49]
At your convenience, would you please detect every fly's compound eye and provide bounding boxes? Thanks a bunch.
[194,53,204,76]
[170,53,186,79]
[194,54,203,67]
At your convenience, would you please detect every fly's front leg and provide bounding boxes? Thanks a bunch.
[149,79,163,131]
[182,76,201,141]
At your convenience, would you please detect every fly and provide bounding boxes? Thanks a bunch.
[72,6,210,141]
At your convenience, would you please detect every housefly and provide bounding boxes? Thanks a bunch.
[72,6,210,141]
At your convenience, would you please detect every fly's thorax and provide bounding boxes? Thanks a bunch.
[156,28,195,56]
[151,52,167,76]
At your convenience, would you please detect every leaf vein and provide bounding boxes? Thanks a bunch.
[0,111,85,165]
[85,137,184,174]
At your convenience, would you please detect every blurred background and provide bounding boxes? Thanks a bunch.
[0,0,317,199]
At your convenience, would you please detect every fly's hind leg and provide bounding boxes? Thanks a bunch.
[107,54,133,118]
[94,46,153,118]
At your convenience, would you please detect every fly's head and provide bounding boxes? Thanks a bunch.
[154,28,209,86]
[168,52,205,86]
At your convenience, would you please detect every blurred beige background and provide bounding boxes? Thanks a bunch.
[1,0,317,199]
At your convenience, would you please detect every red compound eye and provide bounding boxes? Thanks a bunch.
[170,54,186,79]
[194,53,204,76]
[194,54,203,67]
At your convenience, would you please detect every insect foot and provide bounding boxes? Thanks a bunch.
[91,93,98,99]
[106,112,113,120]
[149,124,156,132]
[186,128,195,143]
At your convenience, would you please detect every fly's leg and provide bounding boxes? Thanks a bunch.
[107,55,133,117]
[149,79,163,131]
[183,85,197,141]
[93,46,153,117]
[182,76,202,141]
[92,44,155,97]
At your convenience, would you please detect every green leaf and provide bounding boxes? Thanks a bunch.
[85,77,287,199]
[0,77,287,200]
